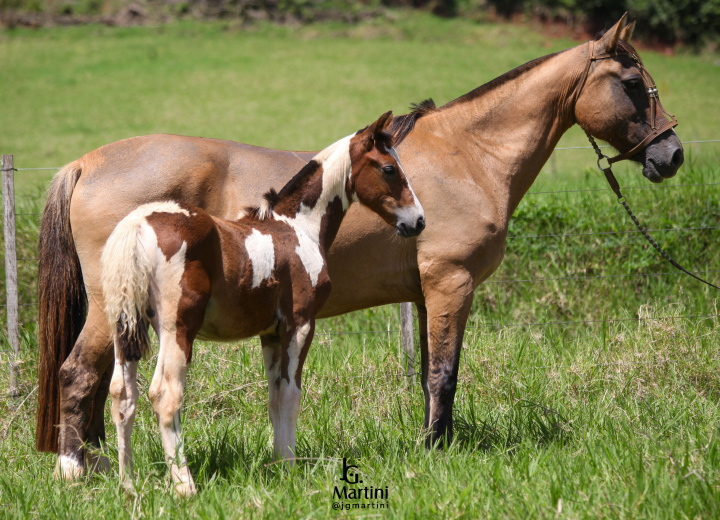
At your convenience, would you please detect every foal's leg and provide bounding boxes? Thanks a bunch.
[109,354,140,491]
[261,320,314,462]
[149,329,196,497]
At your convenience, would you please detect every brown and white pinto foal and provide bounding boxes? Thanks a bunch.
[100,112,424,495]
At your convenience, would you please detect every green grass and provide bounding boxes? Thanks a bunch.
[1,13,720,519]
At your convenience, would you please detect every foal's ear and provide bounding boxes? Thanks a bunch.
[363,111,394,151]
[373,111,394,136]
[597,12,627,53]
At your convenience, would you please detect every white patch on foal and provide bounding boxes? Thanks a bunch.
[244,228,276,288]
[102,200,191,340]
[274,135,354,286]
[103,201,197,495]
[293,228,324,287]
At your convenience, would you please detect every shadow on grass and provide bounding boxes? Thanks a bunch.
[453,399,572,452]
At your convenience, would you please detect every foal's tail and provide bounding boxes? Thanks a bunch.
[100,210,153,363]
[37,161,87,453]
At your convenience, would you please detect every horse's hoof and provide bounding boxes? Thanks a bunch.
[54,455,85,480]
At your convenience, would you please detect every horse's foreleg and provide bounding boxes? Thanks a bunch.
[109,357,139,491]
[419,267,474,448]
[149,330,195,497]
[262,320,313,462]
[56,303,113,480]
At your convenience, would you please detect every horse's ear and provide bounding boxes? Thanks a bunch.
[621,18,636,42]
[363,111,394,151]
[597,12,627,53]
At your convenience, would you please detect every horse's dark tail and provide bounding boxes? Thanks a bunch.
[36,161,87,453]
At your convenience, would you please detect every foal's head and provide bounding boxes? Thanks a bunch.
[349,112,425,237]
[574,14,683,183]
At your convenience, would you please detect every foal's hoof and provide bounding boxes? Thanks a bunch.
[174,480,197,497]
[54,455,85,480]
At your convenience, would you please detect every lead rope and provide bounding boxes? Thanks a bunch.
[586,132,719,290]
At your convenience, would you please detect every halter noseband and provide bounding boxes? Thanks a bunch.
[575,41,717,290]
[577,40,679,165]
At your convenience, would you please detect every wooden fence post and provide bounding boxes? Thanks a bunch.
[2,155,20,396]
[400,302,415,378]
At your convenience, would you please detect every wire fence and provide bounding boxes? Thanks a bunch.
[1,139,719,394]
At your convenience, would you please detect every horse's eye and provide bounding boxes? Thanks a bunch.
[382,165,396,176]
[623,78,642,92]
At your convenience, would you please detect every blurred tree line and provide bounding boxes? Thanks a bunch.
[1,0,718,48]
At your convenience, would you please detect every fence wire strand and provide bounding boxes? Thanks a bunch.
[1,140,719,396]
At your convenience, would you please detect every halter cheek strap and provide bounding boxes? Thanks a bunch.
[576,40,679,164]
[578,42,717,290]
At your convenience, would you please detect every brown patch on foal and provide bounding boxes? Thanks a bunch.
[260,160,326,218]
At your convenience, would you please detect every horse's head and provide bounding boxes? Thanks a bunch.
[574,14,683,183]
[349,111,425,237]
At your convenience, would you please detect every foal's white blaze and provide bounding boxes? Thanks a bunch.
[244,228,275,288]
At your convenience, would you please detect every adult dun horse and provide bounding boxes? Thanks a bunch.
[38,15,684,478]
[101,113,424,495]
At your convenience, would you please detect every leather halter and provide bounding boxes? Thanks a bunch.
[576,41,717,290]
[576,40,679,164]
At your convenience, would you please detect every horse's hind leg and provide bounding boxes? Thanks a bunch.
[261,320,314,462]
[109,355,139,491]
[56,302,113,479]
[86,362,113,474]
[149,329,196,497]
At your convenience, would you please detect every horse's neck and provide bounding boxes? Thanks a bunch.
[424,46,585,218]
[274,136,352,251]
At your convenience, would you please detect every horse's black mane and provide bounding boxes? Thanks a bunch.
[389,99,438,147]
[445,50,566,110]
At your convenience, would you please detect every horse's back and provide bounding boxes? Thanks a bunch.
[67,134,315,299]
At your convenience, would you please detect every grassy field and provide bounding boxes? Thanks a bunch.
[1,12,720,519]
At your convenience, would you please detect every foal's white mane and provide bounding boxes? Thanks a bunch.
[259,133,355,243]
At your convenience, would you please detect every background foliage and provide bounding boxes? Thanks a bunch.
[1,0,719,48]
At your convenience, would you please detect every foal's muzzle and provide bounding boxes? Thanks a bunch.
[397,215,425,238]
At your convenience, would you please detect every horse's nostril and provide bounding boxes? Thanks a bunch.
[671,148,684,168]
[416,216,426,232]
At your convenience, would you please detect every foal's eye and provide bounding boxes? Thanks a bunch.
[382,165,397,176]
